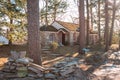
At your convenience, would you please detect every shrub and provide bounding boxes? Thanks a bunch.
[50,42,59,51]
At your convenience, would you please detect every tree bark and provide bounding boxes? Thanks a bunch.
[90,0,93,30]
[86,0,90,45]
[104,0,109,51]
[119,36,120,49]
[98,0,101,43]
[119,35,120,49]
[79,0,86,54]
[27,0,42,65]
[45,0,48,29]
[109,0,116,46]
[53,4,57,21]
[118,29,120,49]
[9,19,13,45]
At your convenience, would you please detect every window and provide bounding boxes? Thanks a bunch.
[49,33,55,42]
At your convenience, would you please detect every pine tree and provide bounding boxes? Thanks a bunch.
[79,0,86,54]
[27,0,42,65]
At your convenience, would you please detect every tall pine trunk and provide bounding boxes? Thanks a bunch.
[27,0,42,65]
[104,0,109,51]
[118,30,120,49]
[8,19,13,45]
[98,0,101,43]
[53,6,57,21]
[109,0,116,46]
[86,0,90,45]
[79,0,86,54]
[45,0,48,28]
[90,0,93,30]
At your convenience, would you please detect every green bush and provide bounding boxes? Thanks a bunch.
[50,42,59,51]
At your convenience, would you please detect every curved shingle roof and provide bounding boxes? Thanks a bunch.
[40,25,58,32]
[56,21,79,31]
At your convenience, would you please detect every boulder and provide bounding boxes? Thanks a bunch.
[45,73,56,79]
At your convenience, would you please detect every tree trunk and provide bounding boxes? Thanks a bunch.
[104,0,109,51]
[119,30,120,49]
[27,0,42,65]
[79,0,86,54]
[98,0,101,43]
[45,0,48,28]
[86,0,90,45]
[53,5,57,21]
[109,0,116,46]
[8,19,13,45]
[90,0,93,30]
[119,35,120,49]
[119,37,120,50]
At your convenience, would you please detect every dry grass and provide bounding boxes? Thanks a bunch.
[54,45,79,55]
[0,45,27,69]
[110,44,119,50]
[0,45,80,68]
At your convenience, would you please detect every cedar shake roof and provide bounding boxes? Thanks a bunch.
[56,21,79,31]
[40,25,58,32]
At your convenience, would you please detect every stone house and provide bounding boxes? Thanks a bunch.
[40,21,98,46]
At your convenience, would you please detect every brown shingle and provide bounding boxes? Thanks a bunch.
[40,25,58,32]
[56,21,79,31]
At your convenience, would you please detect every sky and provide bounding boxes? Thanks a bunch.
[39,0,78,23]
[58,0,79,22]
